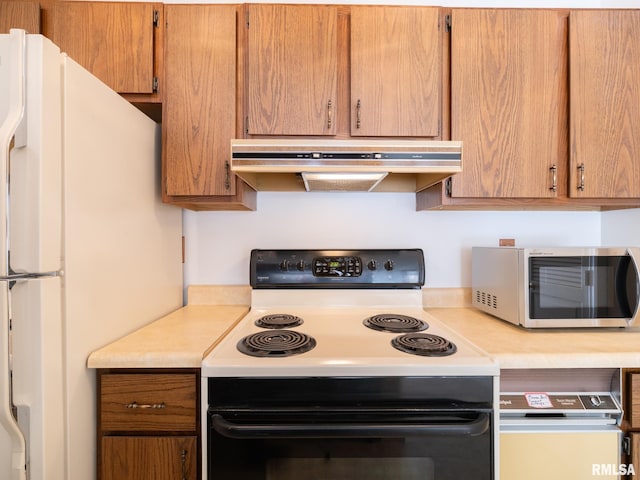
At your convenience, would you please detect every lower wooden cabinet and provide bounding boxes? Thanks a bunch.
[103,436,197,480]
[97,369,200,480]
[624,371,640,479]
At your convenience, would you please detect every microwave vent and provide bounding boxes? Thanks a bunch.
[475,290,498,310]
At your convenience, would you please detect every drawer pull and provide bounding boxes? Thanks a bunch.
[125,401,166,409]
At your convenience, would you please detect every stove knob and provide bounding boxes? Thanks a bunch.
[384,260,394,271]
[368,260,377,270]
[279,259,290,271]
[296,260,305,271]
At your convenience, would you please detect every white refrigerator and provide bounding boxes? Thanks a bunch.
[0,30,184,479]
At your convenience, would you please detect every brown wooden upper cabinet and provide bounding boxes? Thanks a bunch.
[0,1,41,34]
[350,6,441,137]
[569,10,640,199]
[52,1,160,98]
[448,8,568,199]
[246,4,443,138]
[162,4,255,211]
[246,4,338,136]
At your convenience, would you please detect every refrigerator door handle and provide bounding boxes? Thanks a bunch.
[0,29,28,480]
[1,29,27,277]
[0,272,58,282]
[0,284,27,480]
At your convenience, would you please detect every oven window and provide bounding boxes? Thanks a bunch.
[529,255,637,319]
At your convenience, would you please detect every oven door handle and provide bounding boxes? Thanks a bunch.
[211,412,490,439]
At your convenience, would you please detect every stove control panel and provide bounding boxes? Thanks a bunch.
[250,249,425,288]
[313,256,362,277]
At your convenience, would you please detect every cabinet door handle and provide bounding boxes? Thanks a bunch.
[327,100,333,129]
[549,164,557,192]
[577,163,585,191]
[125,401,166,409]
[356,99,362,129]
[224,161,231,190]
[181,449,188,480]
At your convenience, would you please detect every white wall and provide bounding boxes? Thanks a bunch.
[602,209,640,246]
[184,193,604,287]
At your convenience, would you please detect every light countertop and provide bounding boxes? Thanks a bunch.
[428,307,640,369]
[87,304,249,369]
[88,286,640,370]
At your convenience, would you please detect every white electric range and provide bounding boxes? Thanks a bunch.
[201,249,499,480]
[202,249,497,378]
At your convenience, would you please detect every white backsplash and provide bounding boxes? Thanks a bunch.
[179,192,640,288]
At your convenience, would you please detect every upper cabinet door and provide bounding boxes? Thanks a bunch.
[52,2,157,95]
[350,6,441,137]
[450,9,568,198]
[163,5,237,197]
[247,4,338,136]
[569,10,640,198]
[0,1,40,34]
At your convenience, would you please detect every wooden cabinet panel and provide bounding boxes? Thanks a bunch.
[52,2,157,94]
[632,433,640,480]
[449,9,568,198]
[100,373,196,432]
[102,436,197,480]
[247,4,338,136]
[569,10,640,198]
[0,1,40,33]
[162,4,256,210]
[350,6,441,137]
[163,4,237,197]
[630,373,640,429]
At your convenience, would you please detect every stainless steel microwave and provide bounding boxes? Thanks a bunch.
[471,247,640,328]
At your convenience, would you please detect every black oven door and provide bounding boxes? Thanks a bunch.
[208,409,493,480]
[207,377,495,480]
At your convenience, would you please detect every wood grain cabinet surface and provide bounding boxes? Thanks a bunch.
[52,1,161,101]
[418,8,570,209]
[624,372,640,478]
[418,7,640,210]
[569,10,640,199]
[97,370,200,480]
[245,4,444,138]
[246,4,339,136]
[0,1,41,34]
[162,4,255,210]
[350,6,441,138]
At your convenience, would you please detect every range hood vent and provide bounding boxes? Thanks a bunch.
[230,139,462,192]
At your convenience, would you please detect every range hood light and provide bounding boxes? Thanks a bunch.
[301,172,388,192]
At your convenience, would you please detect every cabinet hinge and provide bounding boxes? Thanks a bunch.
[622,436,631,456]
[153,10,159,27]
[445,15,452,33]
[152,77,159,93]
[246,10,250,29]
[445,177,453,197]
[245,116,249,135]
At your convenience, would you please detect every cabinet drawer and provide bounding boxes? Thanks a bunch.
[100,373,197,432]
[630,374,640,429]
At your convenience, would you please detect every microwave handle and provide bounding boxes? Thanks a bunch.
[625,248,640,324]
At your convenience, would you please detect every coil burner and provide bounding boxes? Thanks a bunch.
[237,330,316,357]
[363,314,428,333]
[391,333,457,357]
[255,314,304,329]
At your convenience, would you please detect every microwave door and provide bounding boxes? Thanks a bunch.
[621,248,640,326]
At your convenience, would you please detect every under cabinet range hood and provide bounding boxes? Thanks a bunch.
[230,139,463,192]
